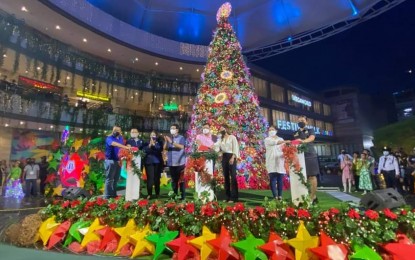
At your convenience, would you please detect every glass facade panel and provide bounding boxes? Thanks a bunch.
[313,101,321,114]
[323,104,331,116]
[261,107,271,122]
[272,110,286,123]
[270,83,285,103]
[252,77,268,97]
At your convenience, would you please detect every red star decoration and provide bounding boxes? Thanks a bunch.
[309,232,348,260]
[51,140,61,151]
[97,227,120,253]
[47,220,71,250]
[45,173,57,184]
[383,234,415,260]
[166,232,199,260]
[96,151,106,161]
[259,232,295,260]
[82,138,90,146]
[207,226,240,260]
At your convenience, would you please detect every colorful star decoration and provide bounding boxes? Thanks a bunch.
[114,219,137,254]
[286,221,319,260]
[382,234,415,260]
[208,226,240,260]
[52,184,64,196]
[189,226,217,260]
[97,227,119,253]
[80,218,104,248]
[309,231,348,260]
[47,220,71,249]
[64,220,90,246]
[349,243,381,260]
[232,232,267,260]
[38,217,60,246]
[146,228,179,260]
[129,224,155,258]
[166,232,199,260]
[259,232,295,260]
[72,139,83,151]
[160,174,171,187]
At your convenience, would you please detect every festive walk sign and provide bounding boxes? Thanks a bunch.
[185,2,269,190]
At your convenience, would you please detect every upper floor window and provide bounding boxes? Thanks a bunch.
[270,83,285,103]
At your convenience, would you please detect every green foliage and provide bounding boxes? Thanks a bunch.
[374,118,415,154]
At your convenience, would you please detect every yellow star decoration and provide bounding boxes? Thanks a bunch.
[72,139,83,152]
[189,226,217,260]
[78,177,85,188]
[53,184,64,196]
[160,174,171,186]
[88,148,100,159]
[83,165,90,174]
[38,217,60,246]
[114,218,138,254]
[81,218,105,248]
[129,224,155,258]
[286,221,319,260]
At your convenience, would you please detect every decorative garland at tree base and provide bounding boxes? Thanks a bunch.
[29,197,415,259]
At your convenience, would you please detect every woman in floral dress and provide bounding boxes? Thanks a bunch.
[356,152,373,195]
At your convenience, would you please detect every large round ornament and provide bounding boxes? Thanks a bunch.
[214,92,228,104]
[220,70,233,80]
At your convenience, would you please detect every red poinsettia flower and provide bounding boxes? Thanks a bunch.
[347,208,360,219]
[329,208,340,215]
[365,209,379,220]
[61,200,70,209]
[137,199,149,208]
[186,203,195,214]
[70,200,81,208]
[201,204,215,217]
[234,202,245,213]
[108,203,117,211]
[255,206,265,215]
[285,207,296,218]
[383,208,397,220]
[400,209,408,216]
[96,197,107,206]
[124,202,131,210]
[297,209,311,218]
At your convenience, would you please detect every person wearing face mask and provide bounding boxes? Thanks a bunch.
[264,126,289,200]
[104,126,131,198]
[143,131,163,199]
[195,123,215,151]
[164,124,186,200]
[293,115,320,204]
[126,128,144,150]
[23,158,39,198]
[378,146,400,189]
[214,125,240,202]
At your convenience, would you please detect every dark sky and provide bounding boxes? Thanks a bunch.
[254,0,415,95]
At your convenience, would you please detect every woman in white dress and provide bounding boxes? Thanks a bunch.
[264,126,289,200]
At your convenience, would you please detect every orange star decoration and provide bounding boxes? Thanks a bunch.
[167,232,199,260]
[72,139,83,151]
[259,232,295,260]
[189,226,217,260]
[383,234,415,260]
[53,184,64,196]
[286,221,319,260]
[80,218,104,248]
[114,219,137,254]
[38,217,60,246]
[309,231,348,260]
[129,224,155,258]
[207,226,240,260]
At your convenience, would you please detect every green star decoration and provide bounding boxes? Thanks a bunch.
[48,160,59,171]
[232,233,267,260]
[350,244,382,260]
[146,228,178,259]
[64,220,90,247]
[52,150,63,161]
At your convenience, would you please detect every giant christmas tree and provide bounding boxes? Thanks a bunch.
[186,2,269,189]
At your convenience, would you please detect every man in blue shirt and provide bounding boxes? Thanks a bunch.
[105,126,131,198]
[164,123,186,200]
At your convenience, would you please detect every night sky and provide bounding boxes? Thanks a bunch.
[254,0,415,95]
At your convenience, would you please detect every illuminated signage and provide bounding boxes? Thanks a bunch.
[163,102,178,111]
[18,76,62,93]
[76,91,110,102]
[276,120,333,136]
[291,94,312,107]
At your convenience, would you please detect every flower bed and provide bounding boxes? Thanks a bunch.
[36,197,415,259]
